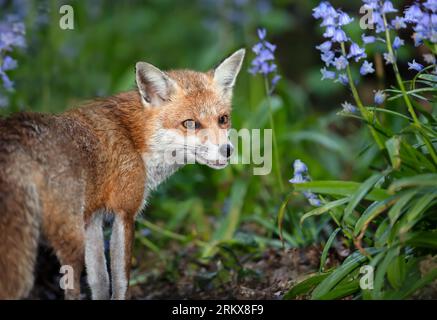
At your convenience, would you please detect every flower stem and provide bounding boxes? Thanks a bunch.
[382,13,420,125]
[340,42,385,150]
[264,77,284,193]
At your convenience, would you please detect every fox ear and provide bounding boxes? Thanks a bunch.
[213,48,245,95]
[135,62,176,107]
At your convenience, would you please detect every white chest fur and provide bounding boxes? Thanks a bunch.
[142,152,181,195]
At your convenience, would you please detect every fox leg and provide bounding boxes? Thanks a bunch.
[48,225,84,300]
[85,213,110,300]
[45,214,85,300]
[110,213,134,300]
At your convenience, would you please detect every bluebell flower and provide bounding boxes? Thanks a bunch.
[293,159,308,175]
[404,1,437,46]
[0,71,14,91]
[257,28,267,40]
[404,4,423,23]
[382,1,397,13]
[334,55,348,70]
[320,67,336,80]
[336,73,349,86]
[374,90,386,104]
[338,11,353,26]
[362,34,376,44]
[384,52,395,64]
[289,160,321,207]
[424,0,437,12]
[316,41,332,52]
[2,56,17,71]
[0,15,25,95]
[391,16,406,30]
[303,192,322,207]
[392,36,404,50]
[321,51,335,65]
[249,28,281,91]
[360,60,375,75]
[332,29,348,42]
[347,43,366,62]
[408,59,424,71]
[271,74,281,87]
[323,26,336,38]
[312,1,337,20]
[341,101,357,113]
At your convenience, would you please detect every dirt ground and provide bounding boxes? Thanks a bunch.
[29,242,436,300]
[29,242,341,300]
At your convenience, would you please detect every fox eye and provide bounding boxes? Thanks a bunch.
[182,119,200,130]
[218,115,229,125]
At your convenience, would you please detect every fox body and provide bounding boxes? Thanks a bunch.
[0,49,245,299]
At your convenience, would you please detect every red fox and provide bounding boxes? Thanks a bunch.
[0,49,245,299]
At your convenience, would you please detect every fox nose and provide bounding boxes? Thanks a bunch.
[219,143,234,158]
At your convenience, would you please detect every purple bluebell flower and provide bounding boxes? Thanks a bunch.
[249,28,281,91]
[404,4,423,23]
[341,101,357,113]
[384,52,395,65]
[408,59,424,71]
[0,71,13,92]
[404,2,437,46]
[362,34,376,44]
[332,29,348,42]
[334,55,348,70]
[392,36,404,50]
[338,11,353,26]
[320,67,336,80]
[321,51,335,66]
[374,90,386,104]
[2,56,17,71]
[382,1,397,14]
[336,73,349,86]
[323,26,336,38]
[316,41,332,52]
[424,0,437,12]
[360,60,375,75]
[347,43,366,62]
[293,159,308,175]
[289,160,321,207]
[271,74,281,87]
[391,16,406,30]
[0,15,25,95]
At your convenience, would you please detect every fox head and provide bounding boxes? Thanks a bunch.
[135,49,245,170]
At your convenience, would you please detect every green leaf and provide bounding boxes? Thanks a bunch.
[354,195,398,236]
[399,191,437,234]
[293,181,389,201]
[387,255,407,290]
[343,173,386,225]
[300,198,350,224]
[372,247,400,299]
[311,250,376,299]
[320,228,341,272]
[388,174,437,193]
[405,231,437,248]
[388,190,418,225]
[317,279,360,300]
[277,192,294,243]
[283,272,331,299]
[386,136,401,170]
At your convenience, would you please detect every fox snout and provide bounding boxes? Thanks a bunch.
[219,143,234,158]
